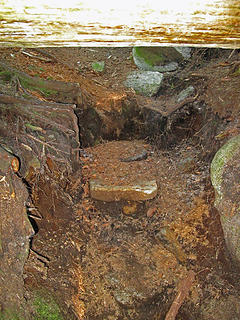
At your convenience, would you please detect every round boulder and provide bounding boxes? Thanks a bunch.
[211,135,240,264]
[124,70,163,97]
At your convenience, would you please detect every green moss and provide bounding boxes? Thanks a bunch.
[18,76,33,89]
[0,70,13,82]
[91,61,105,72]
[0,309,24,320]
[233,66,240,76]
[25,123,44,132]
[0,292,63,320]
[134,47,164,67]
[21,93,31,99]
[19,76,57,97]
[34,294,63,320]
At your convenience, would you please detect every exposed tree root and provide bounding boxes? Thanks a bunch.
[165,270,195,320]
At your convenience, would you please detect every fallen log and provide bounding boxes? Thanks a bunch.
[0,1,239,47]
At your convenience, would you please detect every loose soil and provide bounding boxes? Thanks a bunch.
[0,47,240,320]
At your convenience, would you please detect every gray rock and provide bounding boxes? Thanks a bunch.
[177,86,195,103]
[132,47,178,72]
[124,71,163,97]
[175,47,192,60]
[107,273,146,306]
[211,135,240,263]
[132,47,191,73]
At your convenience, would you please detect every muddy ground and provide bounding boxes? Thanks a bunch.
[0,47,240,320]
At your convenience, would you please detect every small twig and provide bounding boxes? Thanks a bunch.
[27,205,43,219]
[31,48,59,62]
[22,107,75,136]
[190,72,209,78]
[20,49,52,62]
[228,49,235,60]
[193,119,212,137]
[31,48,81,72]
[92,79,104,86]
[25,134,69,155]
[166,94,199,116]
[71,176,82,191]
[165,270,195,320]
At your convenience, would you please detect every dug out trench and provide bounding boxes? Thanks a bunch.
[0,47,240,320]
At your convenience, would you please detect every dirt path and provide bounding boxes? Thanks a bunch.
[0,47,240,319]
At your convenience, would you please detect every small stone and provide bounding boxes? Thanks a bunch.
[90,179,158,202]
[123,202,137,215]
[146,206,157,218]
[124,71,163,97]
[177,86,195,103]
[175,47,192,60]
[177,157,196,173]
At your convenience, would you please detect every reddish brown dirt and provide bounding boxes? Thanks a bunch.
[0,47,136,92]
[24,139,236,319]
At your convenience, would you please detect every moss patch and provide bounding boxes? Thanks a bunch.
[134,47,183,67]
[134,47,165,67]
[33,293,63,320]
[0,293,63,320]
[0,70,13,82]
[19,76,57,97]
[92,61,105,72]
[0,309,24,320]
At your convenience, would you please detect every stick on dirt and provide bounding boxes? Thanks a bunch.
[165,270,195,320]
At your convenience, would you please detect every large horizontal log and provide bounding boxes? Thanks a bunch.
[0,0,239,48]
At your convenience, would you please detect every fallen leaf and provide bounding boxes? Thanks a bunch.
[147,207,157,218]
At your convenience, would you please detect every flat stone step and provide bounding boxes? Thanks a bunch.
[82,140,158,202]
[90,179,157,202]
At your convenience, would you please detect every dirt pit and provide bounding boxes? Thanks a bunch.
[25,138,238,320]
[0,47,240,320]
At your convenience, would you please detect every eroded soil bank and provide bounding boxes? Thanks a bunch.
[0,47,240,320]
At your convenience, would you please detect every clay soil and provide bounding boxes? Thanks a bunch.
[1,47,240,320]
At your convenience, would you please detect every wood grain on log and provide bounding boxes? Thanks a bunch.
[0,1,239,48]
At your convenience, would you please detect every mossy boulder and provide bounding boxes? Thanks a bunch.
[211,135,240,264]
[132,47,191,72]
